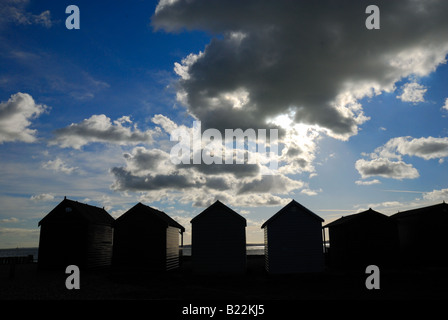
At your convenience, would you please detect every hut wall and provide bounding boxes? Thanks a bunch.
[38,220,88,270]
[328,216,398,269]
[38,199,115,271]
[86,224,114,269]
[395,213,448,266]
[166,226,181,271]
[192,210,246,274]
[264,226,269,272]
[113,219,166,270]
[265,208,324,274]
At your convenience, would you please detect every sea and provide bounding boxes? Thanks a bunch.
[180,244,265,256]
[0,244,265,262]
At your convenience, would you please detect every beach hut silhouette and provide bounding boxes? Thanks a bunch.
[38,197,115,270]
[190,200,246,274]
[262,200,325,274]
[391,201,448,267]
[323,208,398,269]
[112,202,185,271]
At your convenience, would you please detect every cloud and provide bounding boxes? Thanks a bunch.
[355,158,419,180]
[30,193,55,202]
[42,158,78,174]
[396,82,427,103]
[355,179,381,185]
[152,0,448,141]
[377,136,448,160]
[0,92,48,144]
[50,115,156,149]
[0,0,53,28]
[237,175,303,195]
[110,141,305,207]
[356,135,448,182]
[0,217,19,223]
[300,188,322,196]
[0,227,40,248]
[151,114,178,133]
[443,98,448,111]
[423,188,448,202]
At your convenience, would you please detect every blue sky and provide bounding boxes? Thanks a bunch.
[1,0,448,248]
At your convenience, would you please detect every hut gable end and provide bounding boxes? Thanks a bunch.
[261,199,323,229]
[38,198,114,270]
[191,200,247,226]
[324,208,398,269]
[191,200,247,274]
[262,200,325,274]
[112,202,185,271]
[38,198,114,227]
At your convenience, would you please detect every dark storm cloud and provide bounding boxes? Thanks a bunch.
[153,0,448,139]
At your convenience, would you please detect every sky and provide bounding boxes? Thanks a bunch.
[1,0,448,248]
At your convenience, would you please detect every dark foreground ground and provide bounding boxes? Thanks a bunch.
[1,256,448,300]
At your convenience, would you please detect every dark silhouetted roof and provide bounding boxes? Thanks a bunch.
[190,200,246,225]
[116,202,185,232]
[323,208,387,228]
[261,199,324,229]
[38,198,115,226]
[390,202,448,220]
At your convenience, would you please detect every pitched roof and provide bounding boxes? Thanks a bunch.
[116,202,185,232]
[190,200,246,225]
[390,202,448,220]
[261,199,324,229]
[38,198,115,226]
[323,208,387,228]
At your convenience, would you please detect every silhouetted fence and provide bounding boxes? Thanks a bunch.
[0,255,34,279]
[0,255,34,265]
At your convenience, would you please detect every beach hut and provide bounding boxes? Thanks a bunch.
[112,202,185,271]
[323,208,398,269]
[261,200,325,274]
[191,200,246,274]
[38,197,115,270]
[391,202,448,267]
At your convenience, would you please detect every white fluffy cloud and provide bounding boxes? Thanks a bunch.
[396,82,427,103]
[0,92,48,143]
[30,193,55,202]
[152,0,448,141]
[50,115,156,149]
[423,188,448,201]
[42,158,78,174]
[355,158,419,180]
[355,179,381,185]
[442,98,448,111]
[377,136,448,160]
[356,135,448,181]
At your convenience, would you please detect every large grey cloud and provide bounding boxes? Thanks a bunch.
[110,144,305,206]
[152,0,448,140]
